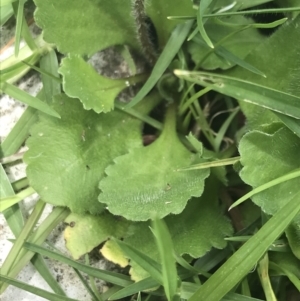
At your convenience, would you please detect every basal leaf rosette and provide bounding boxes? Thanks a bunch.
[34,0,140,56]
[99,104,210,221]
[100,176,232,281]
[24,93,158,214]
[59,54,137,113]
[239,124,300,256]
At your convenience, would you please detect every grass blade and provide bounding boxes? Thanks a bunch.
[0,274,79,301]
[31,254,67,296]
[188,190,300,301]
[22,242,133,287]
[109,277,160,300]
[174,70,300,119]
[0,206,69,293]
[152,219,178,301]
[0,4,13,26]
[177,157,240,171]
[12,0,26,56]
[197,0,216,48]
[0,164,25,235]
[275,113,300,138]
[39,49,61,104]
[229,168,300,209]
[0,200,45,283]
[116,239,163,284]
[0,82,60,118]
[126,20,194,108]
[0,186,36,212]
[0,106,38,158]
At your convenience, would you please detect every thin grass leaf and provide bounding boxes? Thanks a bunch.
[0,82,60,118]
[0,164,24,235]
[0,207,69,293]
[11,177,29,192]
[203,7,300,18]
[0,4,13,26]
[257,253,276,301]
[174,70,300,119]
[0,274,79,301]
[214,107,239,151]
[126,20,194,108]
[269,262,300,291]
[197,0,216,48]
[181,282,265,300]
[188,191,300,301]
[177,157,240,171]
[0,200,45,282]
[0,186,36,212]
[109,277,160,300]
[12,0,26,56]
[174,254,210,278]
[22,242,133,287]
[72,268,99,301]
[115,102,163,131]
[230,168,300,209]
[1,0,17,6]
[275,113,300,138]
[0,106,38,158]
[39,49,61,104]
[152,219,178,301]
[116,239,163,284]
[0,166,64,295]
[0,51,42,84]
[31,254,67,296]
[211,44,265,77]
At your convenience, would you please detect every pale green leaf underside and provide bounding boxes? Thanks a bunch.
[99,112,210,221]
[24,94,153,214]
[239,125,300,216]
[64,212,131,260]
[34,0,139,56]
[59,54,129,113]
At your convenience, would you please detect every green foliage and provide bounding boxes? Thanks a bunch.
[1,1,300,301]
[99,104,210,221]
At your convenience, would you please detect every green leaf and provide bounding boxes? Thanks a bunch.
[122,176,232,281]
[0,106,38,158]
[34,0,139,56]
[174,70,300,119]
[23,242,133,287]
[145,0,195,47]
[126,20,194,108]
[239,125,300,215]
[0,275,79,301]
[99,104,210,221]
[24,93,157,214]
[0,82,60,118]
[188,16,265,70]
[0,4,13,26]
[59,54,141,113]
[0,207,69,294]
[0,200,45,282]
[64,212,132,260]
[152,219,178,301]
[116,239,163,284]
[239,125,300,257]
[197,0,216,49]
[0,186,36,212]
[188,190,300,301]
[269,250,300,290]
